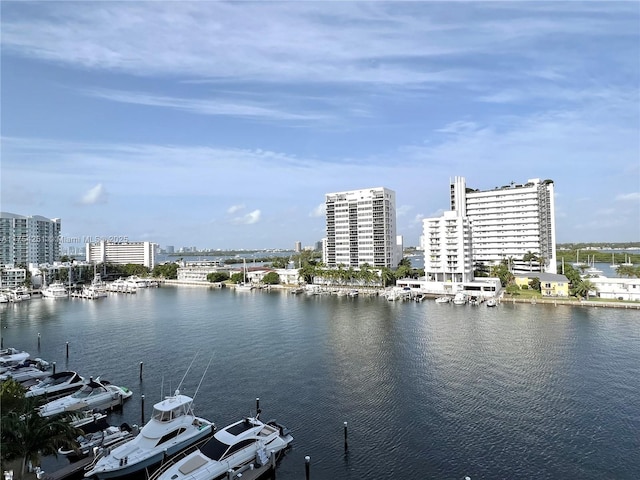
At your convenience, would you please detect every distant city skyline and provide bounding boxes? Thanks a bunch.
[2,2,638,248]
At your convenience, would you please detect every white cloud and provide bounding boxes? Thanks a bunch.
[309,203,326,218]
[616,192,640,201]
[228,204,245,214]
[232,210,261,225]
[80,183,107,205]
[397,205,412,217]
[84,88,329,122]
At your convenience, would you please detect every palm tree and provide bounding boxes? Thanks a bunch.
[573,279,596,299]
[1,391,81,479]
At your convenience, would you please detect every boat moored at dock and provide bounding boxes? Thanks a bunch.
[149,414,293,480]
[83,390,214,479]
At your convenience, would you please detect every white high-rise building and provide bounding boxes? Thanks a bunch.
[86,240,157,269]
[0,212,62,265]
[324,187,400,268]
[422,210,473,283]
[450,177,557,273]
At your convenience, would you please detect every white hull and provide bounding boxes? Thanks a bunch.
[84,392,214,479]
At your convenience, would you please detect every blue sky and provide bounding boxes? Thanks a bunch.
[2,1,639,250]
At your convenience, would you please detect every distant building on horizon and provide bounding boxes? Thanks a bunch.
[450,176,557,273]
[0,212,62,266]
[86,240,157,269]
[294,241,302,253]
[323,187,400,269]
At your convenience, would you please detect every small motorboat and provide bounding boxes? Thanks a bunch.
[435,296,450,304]
[452,292,467,305]
[39,377,132,417]
[486,298,497,307]
[150,414,293,480]
[0,358,52,385]
[26,371,85,399]
[83,390,214,479]
[0,347,30,367]
[69,410,109,434]
[59,423,139,461]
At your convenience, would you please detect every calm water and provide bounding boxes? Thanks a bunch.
[1,288,639,480]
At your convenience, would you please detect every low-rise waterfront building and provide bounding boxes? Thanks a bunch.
[514,272,569,297]
[589,277,640,302]
[0,265,27,288]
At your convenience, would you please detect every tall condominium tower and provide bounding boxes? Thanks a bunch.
[324,187,400,268]
[0,212,62,265]
[422,210,474,283]
[450,177,557,273]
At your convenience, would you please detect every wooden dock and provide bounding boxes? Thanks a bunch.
[41,456,92,480]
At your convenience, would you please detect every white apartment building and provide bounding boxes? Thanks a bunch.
[0,212,62,266]
[422,210,474,283]
[86,240,157,269]
[324,187,400,269]
[450,177,557,274]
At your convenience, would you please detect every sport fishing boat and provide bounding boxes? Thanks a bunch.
[38,377,132,417]
[83,390,214,479]
[150,414,293,480]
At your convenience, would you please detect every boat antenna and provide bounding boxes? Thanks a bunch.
[193,354,214,401]
[176,351,200,394]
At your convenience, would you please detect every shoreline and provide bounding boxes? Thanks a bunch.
[158,279,640,309]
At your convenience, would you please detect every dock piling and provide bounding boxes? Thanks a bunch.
[256,397,260,415]
[139,362,143,380]
[344,421,348,451]
[305,455,310,480]
[52,361,56,374]
[37,333,40,349]
[141,395,145,424]
[66,342,69,358]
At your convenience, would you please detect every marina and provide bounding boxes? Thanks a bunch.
[1,286,639,479]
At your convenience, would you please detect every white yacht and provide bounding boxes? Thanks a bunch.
[38,377,132,417]
[108,278,136,294]
[0,347,30,367]
[84,391,214,479]
[150,415,293,480]
[41,282,69,299]
[127,275,149,288]
[27,371,86,399]
[452,292,467,305]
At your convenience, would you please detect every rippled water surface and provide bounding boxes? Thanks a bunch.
[1,287,639,479]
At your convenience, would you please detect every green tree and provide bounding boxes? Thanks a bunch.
[271,257,289,269]
[380,267,396,287]
[206,272,230,283]
[1,384,81,479]
[616,265,640,278]
[153,262,179,279]
[230,272,245,284]
[398,257,412,268]
[262,272,280,285]
[529,277,541,292]
[395,265,411,280]
[573,279,596,299]
[490,260,514,287]
[298,264,317,284]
